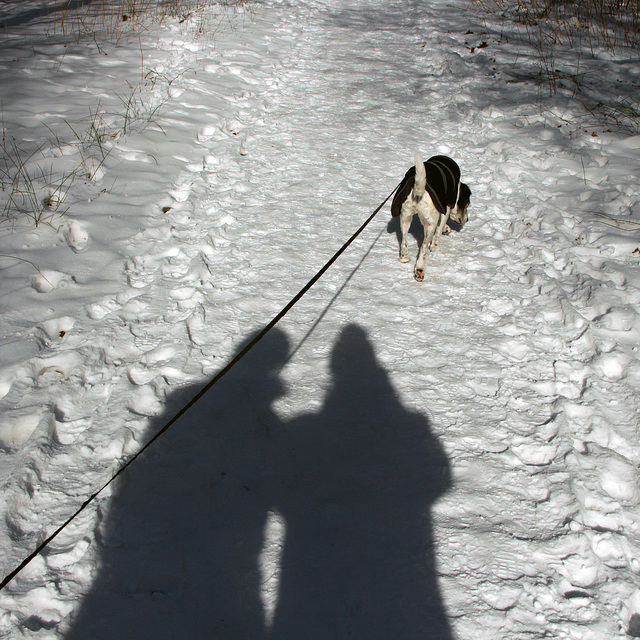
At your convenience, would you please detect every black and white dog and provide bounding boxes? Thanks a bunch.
[391,152,471,281]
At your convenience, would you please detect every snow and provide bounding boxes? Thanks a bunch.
[0,0,639,637]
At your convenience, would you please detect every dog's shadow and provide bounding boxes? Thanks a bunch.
[386,216,463,254]
[386,215,423,248]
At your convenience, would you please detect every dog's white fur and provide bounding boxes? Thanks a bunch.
[398,152,468,282]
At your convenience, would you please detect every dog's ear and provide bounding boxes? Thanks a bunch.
[459,183,471,206]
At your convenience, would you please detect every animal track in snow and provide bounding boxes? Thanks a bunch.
[168,182,192,203]
[61,220,90,253]
[124,248,183,288]
[87,296,121,320]
[30,270,72,293]
[511,441,559,466]
[127,384,163,417]
[0,412,41,451]
[44,536,91,570]
[598,456,640,503]
[140,344,177,366]
[50,414,93,446]
[591,351,632,381]
[35,316,75,346]
[32,351,84,383]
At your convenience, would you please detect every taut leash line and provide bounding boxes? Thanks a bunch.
[0,179,401,591]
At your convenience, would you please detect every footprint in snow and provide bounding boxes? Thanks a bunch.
[127,385,163,417]
[35,316,75,346]
[87,296,121,320]
[598,456,640,503]
[171,286,202,310]
[44,537,91,570]
[30,269,72,293]
[125,255,158,288]
[82,156,106,182]
[168,182,192,203]
[50,413,93,446]
[592,350,631,381]
[558,552,601,590]
[61,220,90,253]
[141,344,176,366]
[197,125,218,142]
[0,413,41,451]
[185,310,207,346]
[511,441,559,466]
[479,584,522,612]
[595,306,638,332]
[33,351,83,382]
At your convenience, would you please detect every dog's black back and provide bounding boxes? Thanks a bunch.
[391,155,461,217]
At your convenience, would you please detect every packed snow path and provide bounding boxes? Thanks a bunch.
[0,0,639,637]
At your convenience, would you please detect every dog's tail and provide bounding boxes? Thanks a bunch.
[413,151,426,201]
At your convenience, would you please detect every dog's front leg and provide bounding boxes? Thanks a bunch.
[399,205,413,263]
[431,212,449,252]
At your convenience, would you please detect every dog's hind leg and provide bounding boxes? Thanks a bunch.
[399,204,413,263]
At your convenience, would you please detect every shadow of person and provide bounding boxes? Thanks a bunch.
[66,328,290,640]
[270,324,453,640]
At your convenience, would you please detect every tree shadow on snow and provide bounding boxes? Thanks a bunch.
[66,324,452,640]
[0,1,99,29]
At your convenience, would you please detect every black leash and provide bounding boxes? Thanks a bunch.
[0,179,401,591]
[289,224,386,361]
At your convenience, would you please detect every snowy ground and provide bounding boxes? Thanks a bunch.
[1,0,640,637]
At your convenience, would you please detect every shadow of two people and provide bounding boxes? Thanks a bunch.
[67,323,453,640]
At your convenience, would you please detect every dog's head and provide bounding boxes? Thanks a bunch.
[449,182,471,226]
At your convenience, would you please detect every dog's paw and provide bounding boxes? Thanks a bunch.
[442,226,451,235]
[399,253,410,263]
[414,268,425,282]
